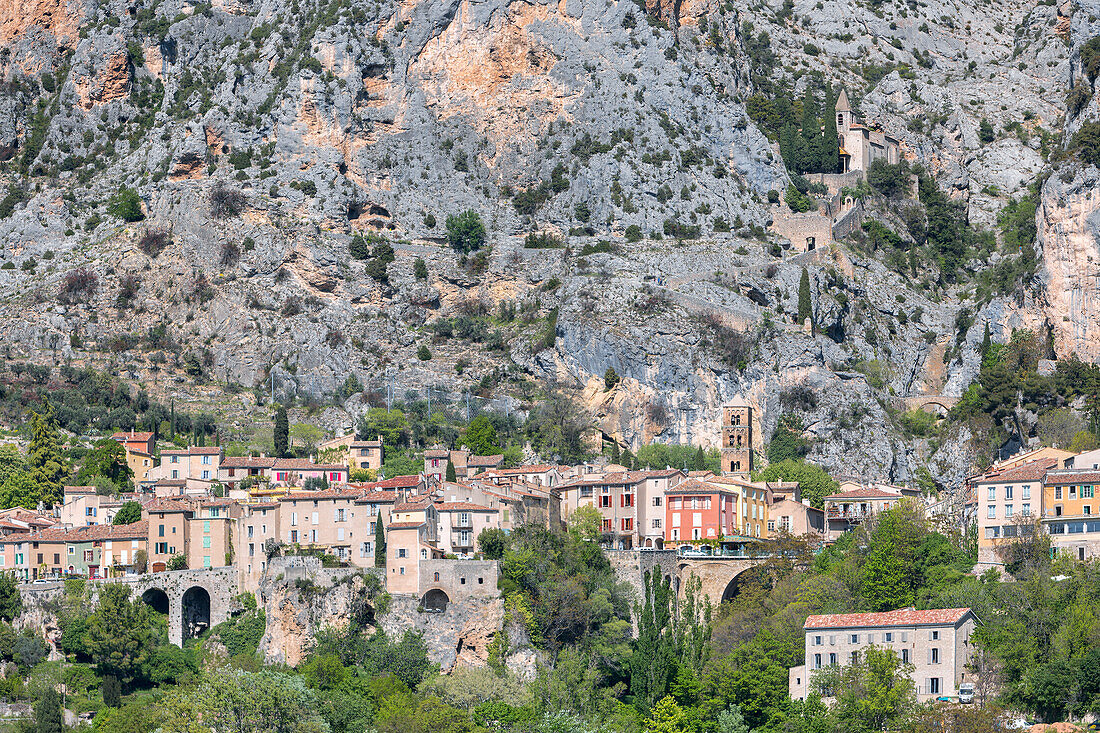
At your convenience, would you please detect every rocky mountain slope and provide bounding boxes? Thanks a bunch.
[0,0,1094,488]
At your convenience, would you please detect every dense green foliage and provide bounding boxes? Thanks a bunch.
[950,329,1100,455]
[446,210,487,253]
[0,362,217,440]
[112,500,142,525]
[751,459,836,508]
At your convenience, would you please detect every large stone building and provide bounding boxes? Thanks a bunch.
[789,607,978,703]
[836,89,900,174]
[720,401,753,476]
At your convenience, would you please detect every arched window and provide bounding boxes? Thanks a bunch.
[433,572,440,582]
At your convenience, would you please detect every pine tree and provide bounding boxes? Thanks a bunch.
[445,461,457,482]
[821,88,839,173]
[27,405,65,507]
[609,442,621,465]
[374,517,386,568]
[798,268,813,328]
[980,322,992,358]
[273,407,289,458]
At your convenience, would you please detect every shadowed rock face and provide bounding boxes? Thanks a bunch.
[0,0,1090,493]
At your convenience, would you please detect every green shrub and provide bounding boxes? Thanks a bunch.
[417,345,431,361]
[784,184,814,213]
[1080,36,1100,81]
[413,258,428,280]
[446,210,486,253]
[1069,121,1100,167]
[0,185,25,219]
[107,187,144,222]
[524,232,563,249]
[866,160,911,198]
[624,224,643,242]
[978,118,995,144]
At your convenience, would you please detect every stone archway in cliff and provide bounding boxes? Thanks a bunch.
[421,588,449,612]
[181,586,211,639]
[141,587,170,615]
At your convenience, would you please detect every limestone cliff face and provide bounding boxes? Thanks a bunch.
[1031,0,1100,361]
[0,0,1091,492]
[1034,168,1100,360]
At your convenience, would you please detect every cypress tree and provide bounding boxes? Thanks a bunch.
[628,569,676,710]
[374,517,386,568]
[980,322,992,358]
[273,407,289,458]
[621,448,635,470]
[800,87,820,173]
[779,124,794,171]
[27,405,65,507]
[34,687,63,733]
[798,268,813,328]
[102,674,121,707]
[445,460,457,482]
[821,89,839,173]
[691,446,708,471]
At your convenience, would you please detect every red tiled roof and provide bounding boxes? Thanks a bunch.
[666,477,737,495]
[142,498,192,514]
[804,607,972,629]
[706,475,761,489]
[1043,469,1100,485]
[272,459,346,471]
[435,501,499,512]
[424,449,450,458]
[494,464,554,474]
[280,489,365,501]
[359,475,421,489]
[393,498,433,512]
[112,431,154,441]
[31,520,149,543]
[354,491,399,504]
[977,458,1056,485]
[221,457,277,468]
[387,521,426,529]
[64,485,97,495]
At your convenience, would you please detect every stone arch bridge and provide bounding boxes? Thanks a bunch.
[609,550,771,607]
[677,555,771,604]
[21,566,241,647]
[126,566,240,646]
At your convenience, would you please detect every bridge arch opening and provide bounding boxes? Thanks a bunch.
[181,586,211,640]
[721,567,766,604]
[141,587,170,615]
[421,588,449,612]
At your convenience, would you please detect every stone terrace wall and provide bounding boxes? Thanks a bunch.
[769,211,833,251]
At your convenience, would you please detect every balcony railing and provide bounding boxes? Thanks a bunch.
[827,508,871,520]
